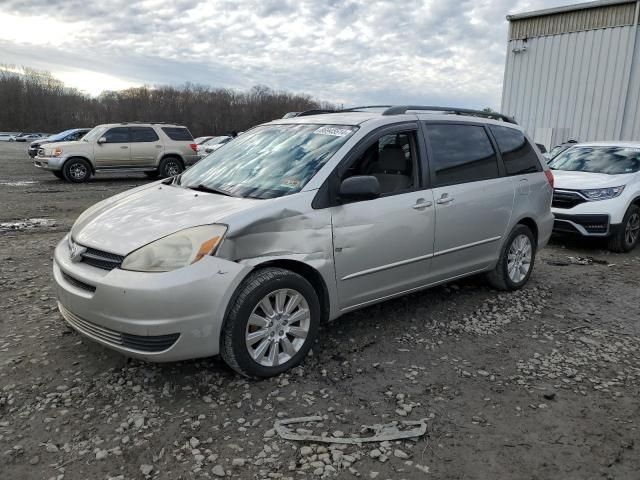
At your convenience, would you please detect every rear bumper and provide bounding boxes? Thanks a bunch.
[53,235,251,362]
[553,213,611,237]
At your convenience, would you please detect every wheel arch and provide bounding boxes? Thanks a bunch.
[515,216,539,245]
[63,155,94,173]
[234,259,331,325]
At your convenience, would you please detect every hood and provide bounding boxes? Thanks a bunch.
[552,169,635,190]
[72,184,262,255]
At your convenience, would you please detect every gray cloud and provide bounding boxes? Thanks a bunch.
[0,0,569,109]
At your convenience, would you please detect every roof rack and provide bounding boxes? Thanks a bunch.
[381,106,517,124]
[340,105,394,112]
[119,121,182,125]
[296,109,337,117]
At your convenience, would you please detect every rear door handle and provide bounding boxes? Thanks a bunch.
[120,146,129,149]
[436,195,454,205]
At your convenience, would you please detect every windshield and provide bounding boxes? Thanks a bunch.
[548,144,568,159]
[549,146,640,175]
[203,136,230,146]
[180,123,357,199]
[82,126,107,142]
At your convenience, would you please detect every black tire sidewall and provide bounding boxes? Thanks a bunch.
[619,205,640,251]
[62,158,91,183]
[500,225,536,290]
[159,157,183,178]
[225,270,320,378]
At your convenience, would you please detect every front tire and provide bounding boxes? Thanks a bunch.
[62,158,91,183]
[158,157,183,178]
[608,205,640,252]
[221,268,320,378]
[487,224,536,291]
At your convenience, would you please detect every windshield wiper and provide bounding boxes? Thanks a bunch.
[185,184,234,197]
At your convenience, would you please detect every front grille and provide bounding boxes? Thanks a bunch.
[80,247,124,270]
[59,304,180,353]
[61,271,96,292]
[552,190,587,209]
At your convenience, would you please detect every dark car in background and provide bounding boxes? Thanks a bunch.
[28,128,90,158]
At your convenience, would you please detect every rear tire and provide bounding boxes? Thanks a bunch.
[62,158,91,183]
[221,268,320,378]
[158,157,183,178]
[487,224,536,291]
[608,205,640,252]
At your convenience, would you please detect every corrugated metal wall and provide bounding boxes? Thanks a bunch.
[509,2,636,40]
[502,2,640,146]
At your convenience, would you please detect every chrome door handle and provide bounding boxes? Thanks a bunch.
[412,201,433,210]
[436,196,454,205]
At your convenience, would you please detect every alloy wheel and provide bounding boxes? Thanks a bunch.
[507,234,532,283]
[625,212,640,246]
[69,163,87,181]
[245,288,310,367]
[165,161,180,176]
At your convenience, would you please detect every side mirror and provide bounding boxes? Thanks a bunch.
[97,137,107,144]
[339,176,380,202]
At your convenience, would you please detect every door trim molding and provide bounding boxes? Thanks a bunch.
[433,235,502,257]
[340,235,501,281]
[340,252,434,281]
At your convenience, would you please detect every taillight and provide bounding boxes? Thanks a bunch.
[189,143,197,152]
[544,170,554,188]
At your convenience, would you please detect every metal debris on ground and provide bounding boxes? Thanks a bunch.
[274,416,428,444]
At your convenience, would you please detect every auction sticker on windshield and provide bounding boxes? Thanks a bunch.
[313,126,354,137]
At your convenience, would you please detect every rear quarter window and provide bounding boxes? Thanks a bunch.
[161,127,194,141]
[490,126,542,175]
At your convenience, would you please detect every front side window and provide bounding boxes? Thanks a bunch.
[490,125,541,175]
[103,127,130,143]
[549,146,640,174]
[426,124,499,187]
[180,124,357,199]
[130,127,159,142]
[342,131,417,196]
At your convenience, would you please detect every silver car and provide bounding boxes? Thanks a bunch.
[54,106,554,377]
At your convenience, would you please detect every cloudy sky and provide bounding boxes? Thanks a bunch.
[0,0,569,109]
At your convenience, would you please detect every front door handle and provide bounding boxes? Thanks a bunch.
[436,194,454,205]
[120,145,129,149]
[412,199,433,210]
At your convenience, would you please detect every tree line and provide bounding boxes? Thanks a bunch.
[0,67,332,136]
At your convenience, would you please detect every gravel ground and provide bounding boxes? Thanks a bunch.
[1,141,639,480]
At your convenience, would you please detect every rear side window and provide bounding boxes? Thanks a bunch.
[130,127,159,142]
[426,124,499,187]
[490,126,541,175]
[103,127,130,143]
[161,127,193,141]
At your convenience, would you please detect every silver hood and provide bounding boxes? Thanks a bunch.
[72,184,261,255]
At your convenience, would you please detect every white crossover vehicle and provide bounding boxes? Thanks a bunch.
[550,142,640,252]
[54,106,554,377]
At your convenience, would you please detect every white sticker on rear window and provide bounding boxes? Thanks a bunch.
[313,126,353,137]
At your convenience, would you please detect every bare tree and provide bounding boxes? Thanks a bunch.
[0,66,333,135]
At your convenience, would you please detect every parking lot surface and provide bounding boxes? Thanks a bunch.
[1,141,639,480]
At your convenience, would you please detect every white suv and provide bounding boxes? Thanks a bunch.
[550,142,640,251]
[34,122,199,182]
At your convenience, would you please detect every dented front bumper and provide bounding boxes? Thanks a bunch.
[53,235,251,361]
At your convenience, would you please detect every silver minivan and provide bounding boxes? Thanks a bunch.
[53,106,554,377]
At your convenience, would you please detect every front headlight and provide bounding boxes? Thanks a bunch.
[580,186,625,201]
[121,225,227,272]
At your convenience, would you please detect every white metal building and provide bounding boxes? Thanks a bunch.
[501,0,640,149]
